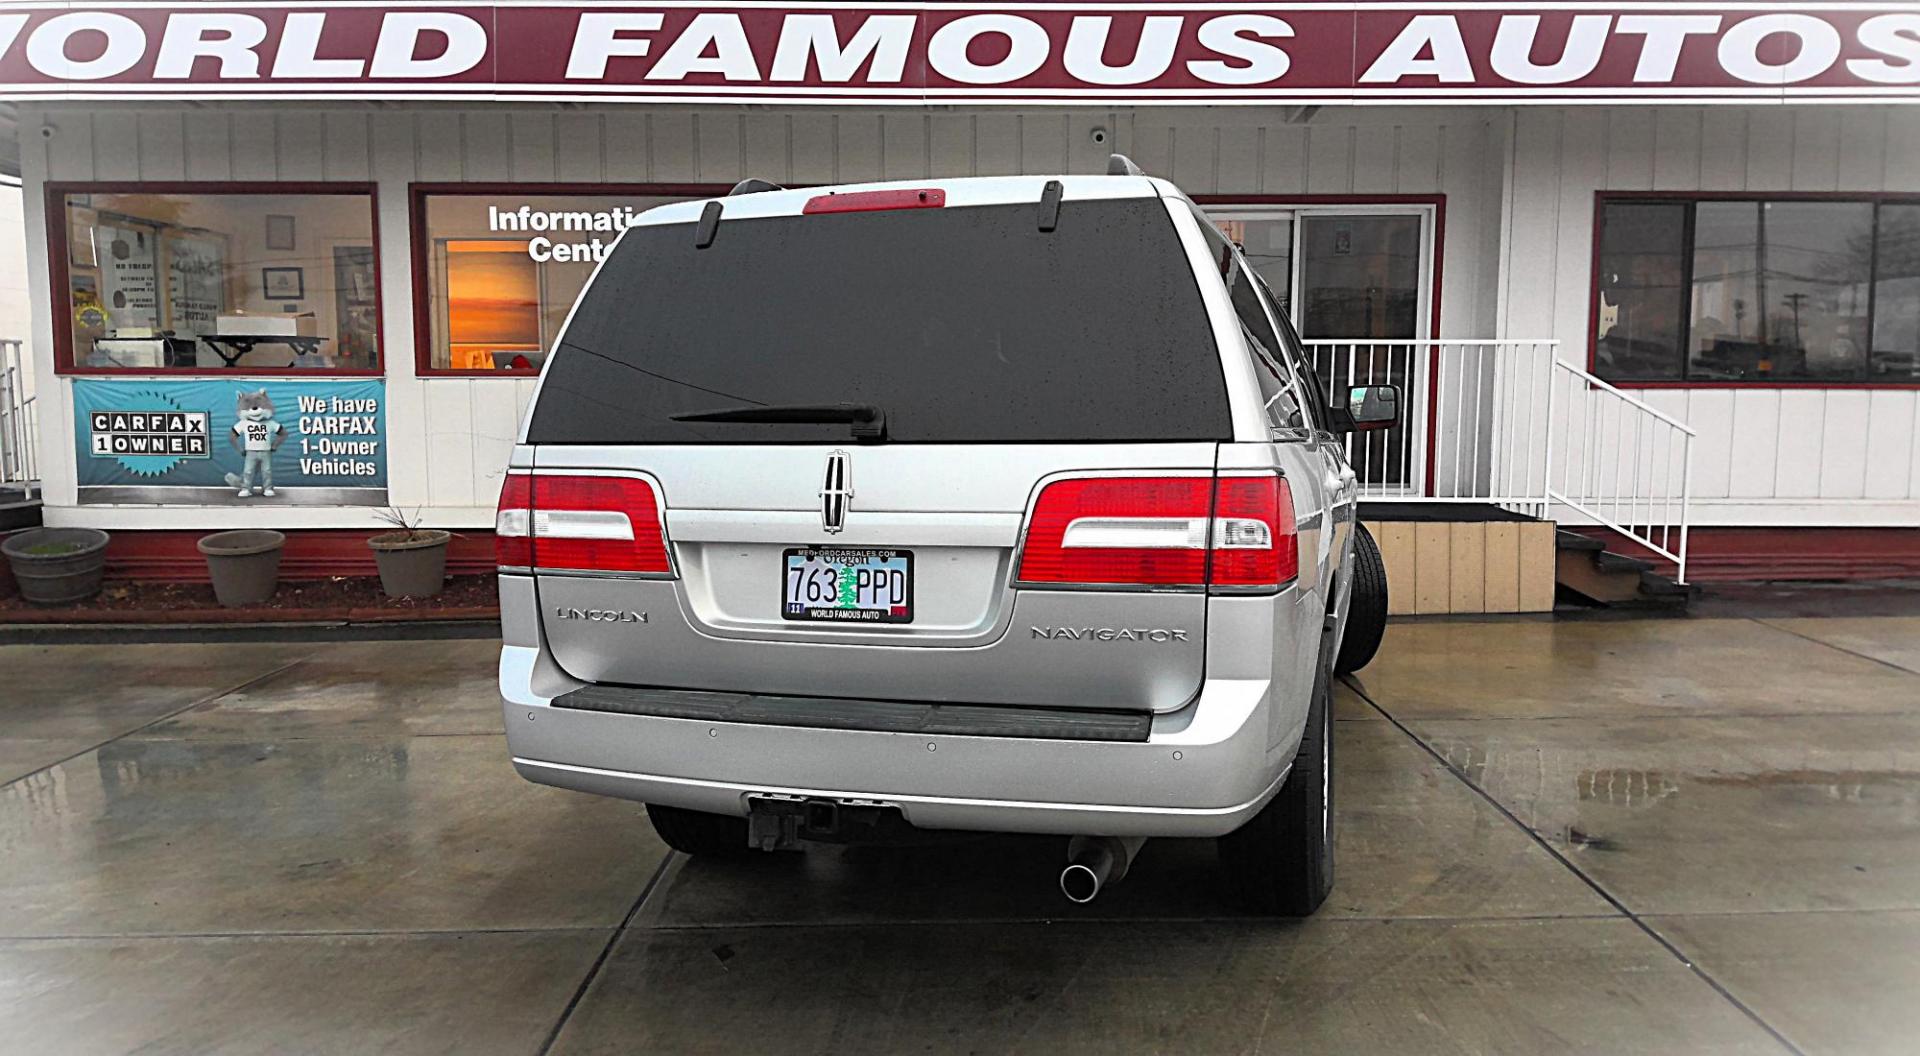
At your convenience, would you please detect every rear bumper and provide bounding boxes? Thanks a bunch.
[500,646,1302,839]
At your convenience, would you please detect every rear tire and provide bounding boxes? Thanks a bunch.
[1335,522,1388,675]
[1218,636,1335,916]
[646,804,750,857]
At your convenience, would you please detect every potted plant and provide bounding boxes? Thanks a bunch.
[197,529,286,607]
[2,526,111,605]
[368,508,450,599]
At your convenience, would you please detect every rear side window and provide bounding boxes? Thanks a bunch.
[525,197,1231,444]
[1195,209,1306,431]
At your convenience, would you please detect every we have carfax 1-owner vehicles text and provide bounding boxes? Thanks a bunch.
[498,158,1395,915]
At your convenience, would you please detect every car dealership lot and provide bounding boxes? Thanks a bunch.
[2,616,1917,1055]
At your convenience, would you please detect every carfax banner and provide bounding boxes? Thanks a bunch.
[71,378,387,506]
[3,3,1920,106]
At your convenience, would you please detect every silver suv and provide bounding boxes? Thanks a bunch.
[497,158,1394,915]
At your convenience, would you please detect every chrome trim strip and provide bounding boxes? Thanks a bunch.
[535,567,678,581]
[1011,581,1205,594]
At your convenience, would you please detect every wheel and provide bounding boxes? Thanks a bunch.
[646,803,750,857]
[1218,635,1335,916]
[1335,522,1388,675]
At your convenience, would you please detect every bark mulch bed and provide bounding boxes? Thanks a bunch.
[0,574,500,624]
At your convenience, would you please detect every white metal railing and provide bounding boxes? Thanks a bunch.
[1543,357,1695,583]
[1304,338,1693,583]
[0,338,37,493]
[1305,340,1558,510]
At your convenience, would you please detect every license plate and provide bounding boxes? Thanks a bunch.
[782,547,913,623]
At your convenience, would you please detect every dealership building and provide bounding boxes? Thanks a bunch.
[2,1,1919,601]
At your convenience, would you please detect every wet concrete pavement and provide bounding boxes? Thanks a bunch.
[2,617,1916,1054]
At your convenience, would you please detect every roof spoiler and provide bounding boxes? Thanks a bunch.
[1106,153,1146,177]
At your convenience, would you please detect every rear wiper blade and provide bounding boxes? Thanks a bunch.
[671,402,887,440]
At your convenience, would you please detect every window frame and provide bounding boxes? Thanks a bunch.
[409,183,734,378]
[1589,190,1920,391]
[48,181,386,378]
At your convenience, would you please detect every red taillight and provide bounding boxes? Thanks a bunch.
[1209,475,1298,588]
[803,188,946,214]
[1015,474,1296,591]
[1017,477,1213,587]
[495,473,533,570]
[494,472,673,576]
[533,475,673,575]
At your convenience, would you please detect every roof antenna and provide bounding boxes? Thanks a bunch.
[1036,180,1063,232]
[1107,153,1146,177]
[729,178,783,196]
[694,200,722,248]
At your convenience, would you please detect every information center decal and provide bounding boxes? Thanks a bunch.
[72,378,387,506]
[3,3,1920,105]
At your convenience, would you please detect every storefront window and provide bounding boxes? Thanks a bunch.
[56,187,379,373]
[1595,201,1687,381]
[417,191,697,373]
[1595,196,1914,384]
[1871,204,1920,377]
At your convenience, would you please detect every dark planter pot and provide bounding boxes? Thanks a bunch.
[368,529,450,599]
[2,527,110,605]
[197,529,285,607]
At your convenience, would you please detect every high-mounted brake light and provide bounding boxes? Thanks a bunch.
[1015,474,1296,591]
[803,188,946,214]
[493,472,674,576]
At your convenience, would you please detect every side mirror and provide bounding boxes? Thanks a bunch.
[1332,384,1400,433]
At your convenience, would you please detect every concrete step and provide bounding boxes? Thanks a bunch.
[1554,529,1690,609]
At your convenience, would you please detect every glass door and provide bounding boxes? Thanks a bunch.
[1295,214,1425,339]
[1210,206,1434,490]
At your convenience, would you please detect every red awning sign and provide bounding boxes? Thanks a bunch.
[2,3,1918,105]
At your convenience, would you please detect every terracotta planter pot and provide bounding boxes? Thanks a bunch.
[197,529,285,607]
[2,527,110,605]
[368,529,451,599]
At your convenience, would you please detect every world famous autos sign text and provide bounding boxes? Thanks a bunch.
[73,378,387,506]
[4,4,1920,104]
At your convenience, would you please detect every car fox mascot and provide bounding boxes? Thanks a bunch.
[224,390,287,498]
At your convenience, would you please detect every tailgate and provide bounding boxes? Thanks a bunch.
[532,443,1217,712]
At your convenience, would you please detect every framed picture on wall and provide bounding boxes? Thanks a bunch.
[265,214,296,251]
[262,266,304,300]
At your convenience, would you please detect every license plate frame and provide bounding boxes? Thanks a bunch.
[781,546,914,624]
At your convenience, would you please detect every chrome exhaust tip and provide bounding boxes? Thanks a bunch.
[1060,860,1105,904]
[1059,836,1146,904]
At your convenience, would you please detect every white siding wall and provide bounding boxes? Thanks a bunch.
[19,103,1500,530]
[1501,107,1920,527]
[1128,108,1503,339]
[0,183,29,376]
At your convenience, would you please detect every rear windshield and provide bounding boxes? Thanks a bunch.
[524,196,1231,444]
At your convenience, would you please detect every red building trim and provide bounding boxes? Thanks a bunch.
[39,528,503,585]
[1588,190,1920,392]
[52,523,1918,589]
[408,182,735,378]
[1563,525,1920,583]
[48,181,387,377]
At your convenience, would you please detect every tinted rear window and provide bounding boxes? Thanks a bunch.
[524,197,1230,444]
